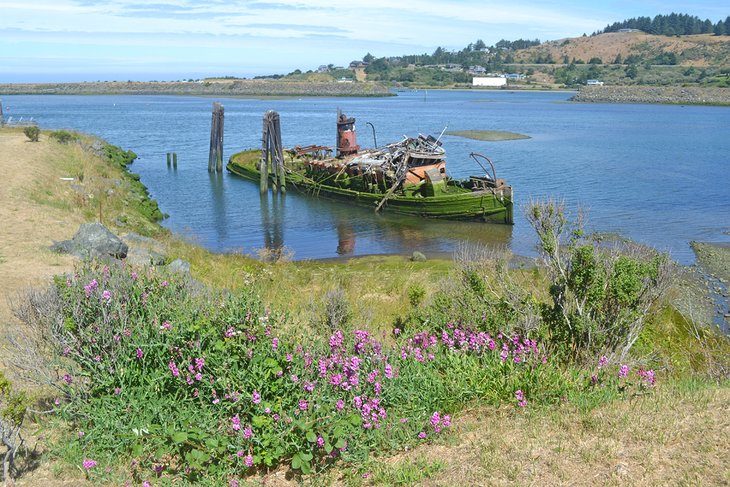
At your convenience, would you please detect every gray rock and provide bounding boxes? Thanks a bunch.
[50,222,128,259]
[410,251,427,262]
[125,247,166,267]
[167,258,191,274]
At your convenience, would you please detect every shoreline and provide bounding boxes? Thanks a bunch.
[5,82,730,106]
[570,85,730,106]
[0,80,392,98]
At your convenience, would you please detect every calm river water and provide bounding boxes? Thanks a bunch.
[3,90,729,263]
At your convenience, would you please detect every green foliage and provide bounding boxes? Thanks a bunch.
[526,200,668,360]
[49,130,80,144]
[17,260,647,484]
[407,283,426,308]
[100,143,166,224]
[598,13,729,37]
[102,144,137,168]
[23,125,40,142]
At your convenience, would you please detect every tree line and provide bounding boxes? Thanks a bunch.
[598,13,730,36]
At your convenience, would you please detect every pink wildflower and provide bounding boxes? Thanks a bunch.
[244,455,254,468]
[336,399,345,410]
[252,390,261,404]
[131,271,138,280]
[619,364,629,379]
[299,399,309,411]
[136,348,144,359]
[167,360,180,377]
[272,337,279,350]
[231,480,239,487]
[62,374,73,385]
[243,425,253,439]
[418,431,426,439]
[161,280,169,287]
[316,436,324,448]
[101,290,112,303]
[231,414,241,431]
[598,355,609,368]
[443,415,451,428]
[82,459,97,469]
[161,321,172,330]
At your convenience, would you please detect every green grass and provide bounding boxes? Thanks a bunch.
[445,130,531,141]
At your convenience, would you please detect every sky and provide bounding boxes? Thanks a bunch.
[0,1,728,82]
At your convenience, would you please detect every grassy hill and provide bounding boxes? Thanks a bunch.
[515,32,730,67]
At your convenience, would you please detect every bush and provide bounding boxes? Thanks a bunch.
[11,260,650,484]
[526,200,669,361]
[49,130,79,144]
[1,371,29,484]
[23,125,40,142]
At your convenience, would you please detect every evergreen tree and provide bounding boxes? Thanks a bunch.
[714,21,726,36]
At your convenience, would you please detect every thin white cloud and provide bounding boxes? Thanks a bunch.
[2,0,726,80]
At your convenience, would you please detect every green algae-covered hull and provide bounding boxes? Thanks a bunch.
[227,150,514,224]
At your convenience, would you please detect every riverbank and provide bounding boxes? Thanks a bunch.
[0,80,392,97]
[571,85,730,105]
[1,126,729,486]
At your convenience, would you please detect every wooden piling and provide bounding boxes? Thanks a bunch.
[0,99,4,126]
[260,114,270,193]
[273,113,286,193]
[173,152,178,169]
[208,102,224,172]
[167,152,171,167]
[260,111,285,194]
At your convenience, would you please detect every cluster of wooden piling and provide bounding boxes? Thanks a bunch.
[260,111,286,194]
[208,102,224,172]
[0,99,4,126]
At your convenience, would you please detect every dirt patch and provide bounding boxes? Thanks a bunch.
[0,131,80,366]
[381,385,730,486]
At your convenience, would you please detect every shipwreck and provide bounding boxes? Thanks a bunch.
[227,110,513,224]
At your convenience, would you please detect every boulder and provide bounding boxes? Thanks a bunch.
[166,258,191,274]
[51,223,128,259]
[125,247,166,267]
[410,251,427,262]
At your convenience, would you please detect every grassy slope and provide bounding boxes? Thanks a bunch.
[513,32,730,67]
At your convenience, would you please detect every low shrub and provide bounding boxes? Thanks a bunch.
[11,260,655,484]
[49,130,80,144]
[23,125,40,142]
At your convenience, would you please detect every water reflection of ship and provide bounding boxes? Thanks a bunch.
[336,222,355,255]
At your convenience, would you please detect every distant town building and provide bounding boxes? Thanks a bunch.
[505,73,526,80]
[349,61,369,69]
[618,28,641,33]
[468,65,487,74]
[337,77,354,83]
[473,77,507,87]
[586,79,604,86]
